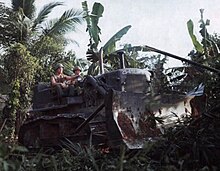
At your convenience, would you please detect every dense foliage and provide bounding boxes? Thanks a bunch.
[0,1,220,170]
[0,0,84,136]
[3,43,38,136]
[187,9,220,111]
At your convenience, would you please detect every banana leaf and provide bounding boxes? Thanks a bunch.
[187,20,204,54]
[82,1,104,50]
[103,25,131,55]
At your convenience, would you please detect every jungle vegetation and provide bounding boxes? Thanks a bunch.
[0,1,220,171]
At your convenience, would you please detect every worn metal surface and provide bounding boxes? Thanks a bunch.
[18,114,91,148]
[19,110,108,148]
[110,91,203,149]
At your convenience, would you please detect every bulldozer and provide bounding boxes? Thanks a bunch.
[18,45,210,149]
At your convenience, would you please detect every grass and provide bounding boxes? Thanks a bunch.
[1,109,220,171]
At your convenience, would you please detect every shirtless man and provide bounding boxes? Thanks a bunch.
[51,63,74,99]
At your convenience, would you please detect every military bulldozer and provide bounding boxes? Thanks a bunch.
[18,45,211,149]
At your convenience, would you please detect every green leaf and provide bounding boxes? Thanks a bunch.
[91,2,104,17]
[32,2,64,31]
[209,39,220,56]
[81,1,90,25]
[90,2,104,49]
[13,145,28,152]
[43,9,83,38]
[103,25,132,55]
[50,155,58,171]
[83,1,104,50]
[187,20,204,53]
[3,160,9,171]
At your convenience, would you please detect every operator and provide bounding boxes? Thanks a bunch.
[51,63,75,101]
[71,66,83,85]
[69,66,83,95]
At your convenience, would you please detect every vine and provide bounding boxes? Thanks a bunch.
[3,43,38,137]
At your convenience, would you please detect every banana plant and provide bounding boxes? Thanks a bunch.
[103,25,132,56]
[82,1,103,52]
[187,9,220,58]
[82,1,132,74]
[86,25,132,62]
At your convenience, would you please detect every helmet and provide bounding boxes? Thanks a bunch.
[54,63,64,71]
[73,66,81,72]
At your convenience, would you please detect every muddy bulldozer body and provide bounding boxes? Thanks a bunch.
[18,66,204,149]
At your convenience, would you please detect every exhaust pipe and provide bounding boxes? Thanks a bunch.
[117,51,125,69]
[99,47,104,74]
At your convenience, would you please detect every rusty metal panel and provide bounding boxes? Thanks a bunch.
[19,115,92,148]
[111,91,152,149]
[110,91,203,149]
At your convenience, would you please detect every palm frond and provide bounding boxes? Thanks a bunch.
[64,38,79,47]
[43,9,83,38]
[32,2,63,31]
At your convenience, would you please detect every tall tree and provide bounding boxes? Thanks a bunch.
[0,3,21,48]
[10,0,83,45]
[1,1,84,82]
